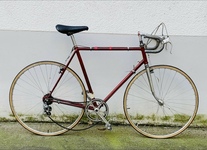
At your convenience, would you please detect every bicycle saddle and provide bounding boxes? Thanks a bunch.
[56,24,89,35]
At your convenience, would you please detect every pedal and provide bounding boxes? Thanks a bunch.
[105,123,112,130]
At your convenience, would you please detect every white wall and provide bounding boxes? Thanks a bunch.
[0,1,206,35]
[0,1,207,117]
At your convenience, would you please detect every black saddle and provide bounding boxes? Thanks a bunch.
[56,24,89,35]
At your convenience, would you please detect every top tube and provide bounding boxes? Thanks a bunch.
[76,46,143,51]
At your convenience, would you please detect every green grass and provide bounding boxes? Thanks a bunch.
[0,122,207,150]
[3,113,207,128]
[191,114,207,127]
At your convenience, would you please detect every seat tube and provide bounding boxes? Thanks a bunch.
[76,49,94,95]
[70,34,94,97]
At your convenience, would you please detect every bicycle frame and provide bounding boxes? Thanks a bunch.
[48,35,150,109]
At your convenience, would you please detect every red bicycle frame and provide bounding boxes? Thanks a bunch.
[49,45,148,109]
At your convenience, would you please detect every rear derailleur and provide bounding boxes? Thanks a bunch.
[42,94,53,116]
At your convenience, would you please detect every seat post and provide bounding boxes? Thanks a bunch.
[70,35,77,46]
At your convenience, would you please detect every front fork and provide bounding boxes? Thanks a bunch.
[145,64,164,106]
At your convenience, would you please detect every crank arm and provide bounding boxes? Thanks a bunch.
[96,111,112,130]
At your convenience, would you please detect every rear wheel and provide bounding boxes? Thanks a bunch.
[9,61,86,135]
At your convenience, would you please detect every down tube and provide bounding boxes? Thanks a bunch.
[104,59,145,102]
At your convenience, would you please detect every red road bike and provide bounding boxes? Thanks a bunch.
[9,23,199,138]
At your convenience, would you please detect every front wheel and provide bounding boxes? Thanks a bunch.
[123,65,199,139]
[9,61,87,136]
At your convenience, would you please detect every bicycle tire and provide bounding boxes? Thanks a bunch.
[123,65,199,139]
[9,61,86,136]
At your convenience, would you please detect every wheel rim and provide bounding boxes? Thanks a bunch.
[9,61,86,135]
